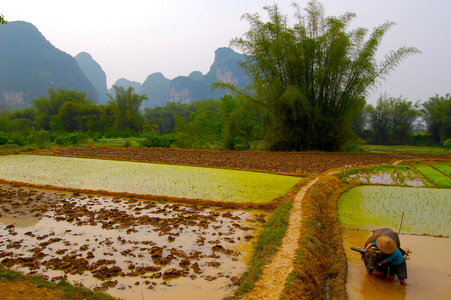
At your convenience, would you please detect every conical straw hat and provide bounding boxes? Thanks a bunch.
[376,236,397,254]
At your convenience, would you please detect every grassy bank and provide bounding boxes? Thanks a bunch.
[282,176,348,300]
[0,265,118,300]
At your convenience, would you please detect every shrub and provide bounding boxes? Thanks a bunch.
[443,138,451,150]
[27,129,53,149]
[123,140,132,148]
[8,132,27,146]
[55,133,81,146]
[0,131,8,145]
[139,131,175,148]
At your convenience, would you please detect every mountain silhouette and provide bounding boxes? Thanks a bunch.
[0,21,98,108]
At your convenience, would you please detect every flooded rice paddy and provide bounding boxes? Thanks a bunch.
[342,229,451,300]
[0,185,266,299]
[348,166,428,187]
[339,181,451,299]
[338,186,450,236]
[0,155,300,203]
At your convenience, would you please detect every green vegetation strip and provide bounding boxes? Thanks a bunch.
[0,265,116,300]
[361,144,449,155]
[415,165,451,187]
[433,164,451,176]
[338,185,451,236]
[0,155,300,203]
[283,176,347,300]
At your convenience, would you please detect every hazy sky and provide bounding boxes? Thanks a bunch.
[2,0,450,104]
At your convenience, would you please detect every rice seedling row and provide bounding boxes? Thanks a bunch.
[338,185,451,236]
[433,164,451,176]
[414,165,451,187]
[0,155,300,203]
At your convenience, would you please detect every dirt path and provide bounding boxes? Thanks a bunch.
[242,176,320,300]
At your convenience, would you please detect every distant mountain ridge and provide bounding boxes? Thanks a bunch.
[74,52,108,104]
[138,72,170,107]
[112,47,250,108]
[0,21,98,108]
[0,20,249,109]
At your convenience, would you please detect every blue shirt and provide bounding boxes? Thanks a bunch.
[371,242,404,266]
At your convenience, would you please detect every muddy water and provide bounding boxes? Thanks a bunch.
[342,229,451,300]
[0,185,266,300]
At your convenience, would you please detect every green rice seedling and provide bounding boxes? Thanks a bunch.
[434,164,451,176]
[415,165,451,188]
[338,185,451,236]
[395,168,406,185]
[0,155,300,203]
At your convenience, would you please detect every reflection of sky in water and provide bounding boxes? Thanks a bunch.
[349,169,425,187]
[0,187,265,300]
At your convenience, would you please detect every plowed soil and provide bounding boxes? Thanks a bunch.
[32,147,449,175]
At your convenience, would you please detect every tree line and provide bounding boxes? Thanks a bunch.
[0,85,449,150]
[0,87,262,150]
[357,93,451,146]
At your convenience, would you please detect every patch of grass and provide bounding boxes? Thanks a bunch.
[0,265,20,281]
[362,144,448,155]
[0,264,118,300]
[89,138,142,148]
[415,165,451,187]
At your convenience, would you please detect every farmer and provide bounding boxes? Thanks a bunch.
[364,235,407,285]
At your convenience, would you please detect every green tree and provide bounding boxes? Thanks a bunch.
[77,105,109,133]
[0,14,7,25]
[107,86,147,131]
[217,1,420,151]
[32,88,93,131]
[59,101,81,132]
[421,93,451,143]
[33,88,92,117]
[220,95,262,150]
[171,101,223,149]
[143,102,199,133]
[367,95,420,145]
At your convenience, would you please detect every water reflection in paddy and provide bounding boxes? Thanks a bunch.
[0,185,266,300]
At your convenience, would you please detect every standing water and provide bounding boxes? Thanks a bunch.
[0,185,266,300]
[342,229,451,300]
